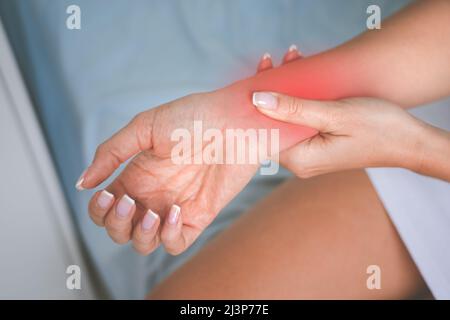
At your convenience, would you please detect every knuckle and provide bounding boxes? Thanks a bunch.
[94,143,107,159]
[105,218,130,236]
[131,112,146,126]
[132,111,153,150]
[284,97,303,116]
[324,109,342,130]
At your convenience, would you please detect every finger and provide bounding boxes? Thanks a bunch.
[256,52,273,73]
[252,92,340,132]
[88,190,115,226]
[132,209,161,255]
[282,44,303,64]
[104,194,136,244]
[75,112,154,190]
[160,204,186,255]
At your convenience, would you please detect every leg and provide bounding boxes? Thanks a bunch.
[149,170,427,299]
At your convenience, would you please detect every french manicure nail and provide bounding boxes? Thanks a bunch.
[288,44,298,52]
[252,92,278,110]
[262,52,271,60]
[116,194,135,219]
[97,190,114,209]
[75,169,87,190]
[142,209,158,231]
[168,204,181,225]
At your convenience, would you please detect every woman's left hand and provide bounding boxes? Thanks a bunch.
[253,47,428,177]
[252,92,428,178]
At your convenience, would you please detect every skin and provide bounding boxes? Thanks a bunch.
[254,94,450,182]
[149,43,443,300]
[149,170,428,299]
[78,1,449,294]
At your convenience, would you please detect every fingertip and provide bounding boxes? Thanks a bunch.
[97,189,115,210]
[88,190,113,226]
[262,52,271,60]
[116,194,136,219]
[142,209,160,232]
[167,204,181,226]
[75,169,87,190]
[288,44,298,53]
[256,52,273,73]
[160,204,184,254]
[282,44,303,64]
[132,209,161,255]
[252,91,279,111]
[75,166,100,190]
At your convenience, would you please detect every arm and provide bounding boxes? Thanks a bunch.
[242,0,450,106]
[79,0,450,254]
[214,0,450,150]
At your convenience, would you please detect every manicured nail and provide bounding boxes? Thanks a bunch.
[252,92,278,110]
[142,209,158,231]
[116,194,135,219]
[97,190,114,209]
[262,52,271,60]
[288,44,298,52]
[75,169,87,190]
[168,204,181,225]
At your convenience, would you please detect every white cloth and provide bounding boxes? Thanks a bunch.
[367,100,450,300]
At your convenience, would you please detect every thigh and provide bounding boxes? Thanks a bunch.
[149,170,426,299]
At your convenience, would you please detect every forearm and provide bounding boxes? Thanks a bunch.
[412,124,450,182]
[214,0,450,151]
[349,0,450,107]
[234,0,450,108]
[216,46,372,150]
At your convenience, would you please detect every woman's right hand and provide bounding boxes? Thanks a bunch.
[77,91,261,256]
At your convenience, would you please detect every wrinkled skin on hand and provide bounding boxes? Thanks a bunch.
[85,90,264,255]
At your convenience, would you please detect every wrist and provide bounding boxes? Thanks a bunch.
[212,77,319,151]
[212,48,375,152]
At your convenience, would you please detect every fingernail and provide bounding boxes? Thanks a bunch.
[97,190,114,209]
[75,169,87,190]
[142,209,158,231]
[288,44,298,52]
[262,52,271,60]
[168,204,181,225]
[116,194,135,219]
[252,92,278,110]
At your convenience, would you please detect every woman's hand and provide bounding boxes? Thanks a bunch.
[77,92,261,256]
[253,93,439,178]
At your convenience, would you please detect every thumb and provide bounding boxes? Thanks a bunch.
[252,92,339,131]
[75,111,154,190]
